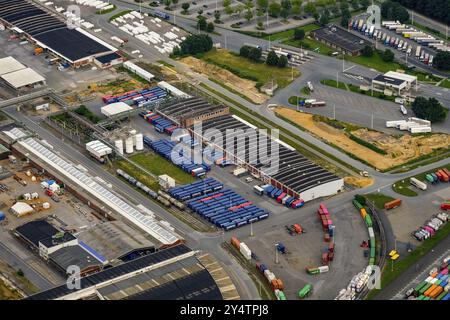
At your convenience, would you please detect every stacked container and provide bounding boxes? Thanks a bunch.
[413,257,450,300]
[102,86,167,106]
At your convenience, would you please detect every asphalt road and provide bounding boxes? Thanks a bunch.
[410,10,450,40]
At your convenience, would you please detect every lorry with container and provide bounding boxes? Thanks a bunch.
[384,199,402,210]
[415,46,421,58]
[400,105,407,115]
[298,284,313,299]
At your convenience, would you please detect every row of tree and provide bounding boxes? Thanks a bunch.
[381,1,410,23]
[412,97,448,123]
[197,15,215,32]
[172,34,213,56]
[239,45,288,67]
[392,0,450,26]
[434,52,450,71]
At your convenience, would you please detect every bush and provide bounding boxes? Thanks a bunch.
[240,45,251,58]
[361,45,374,57]
[433,52,450,71]
[381,49,395,62]
[174,34,213,56]
[266,50,279,66]
[349,134,388,155]
[277,55,288,68]
[294,28,305,40]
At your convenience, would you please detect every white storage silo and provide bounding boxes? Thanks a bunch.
[114,139,124,155]
[125,136,134,154]
[135,133,144,151]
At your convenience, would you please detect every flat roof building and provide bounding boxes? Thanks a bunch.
[0,56,26,75]
[372,71,418,95]
[1,68,46,90]
[49,244,105,277]
[101,102,133,117]
[310,25,372,56]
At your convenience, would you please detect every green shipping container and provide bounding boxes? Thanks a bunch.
[418,295,425,300]
[369,236,376,247]
[419,283,432,295]
[353,200,363,210]
[307,268,320,275]
[365,215,373,227]
[414,281,428,293]
[425,174,434,183]
[436,291,447,300]
[369,257,375,265]
[435,279,442,286]
[423,296,431,300]
[370,247,376,258]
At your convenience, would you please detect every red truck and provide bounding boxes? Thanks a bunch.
[441,202,450,210]
[438,170,449,182]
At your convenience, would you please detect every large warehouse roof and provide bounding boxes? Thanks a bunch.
[101,102,133,117]
[25,244,195,300]
[49,244,105,273]
[15,220,76,247]
[0,56,26,75]
[0,0,115,63]
[5,128,182,247]
[1,68,45,89]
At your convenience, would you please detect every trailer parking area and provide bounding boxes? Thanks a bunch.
[240,200,368,300]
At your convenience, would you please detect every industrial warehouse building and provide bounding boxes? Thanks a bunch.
[0,56,46,90]
[157,98,344,201]
[371,71,418,95]
[311,25,372,56]
[4,127,183,249]
[25,245,239,300]
[0,0,118,67]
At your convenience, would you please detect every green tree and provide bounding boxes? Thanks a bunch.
[181,2,190,14]
[361,45,374,57]
[355,194,366,205]
[246,0,254,9]
[197,15,207,30]
[206,22,215,32]
[164,0,172,9]
[351,0,360,10]
[244,8,254,22]
[360,0,369,9]
[268,2,282,17]
[304,2,317,14]
[281,0,292,11]
[17,269,24,277]
[381,49,395,62]
[280,7,290,19]
[266,50,279,66]
[214,10,221,23]
[176,34,213,55]
[411,97,448,123]
[294,28,305,40]
[240,45,251,58]
[223,0,231,7]
[313,12,320,20]
[381,1,409,23]
[172,0,178,4]
[257,0,269,10]
[340,9,351,27]
[291,5,302,15]
[225,5,234,15]
[319,10,330,25]
[433,52,450,71]
[277,55,288,67]
[248,47,262,61]
[235,4,245,17]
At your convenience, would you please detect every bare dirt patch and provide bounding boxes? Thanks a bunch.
[180,56,269,104]
[275,107,450,171]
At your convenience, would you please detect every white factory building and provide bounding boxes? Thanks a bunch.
[0,56,46,90]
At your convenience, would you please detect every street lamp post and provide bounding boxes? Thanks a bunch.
[275,244,279,264]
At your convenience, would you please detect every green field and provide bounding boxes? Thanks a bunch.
[262,24,321,41]
[365,193,396,210]
[392,163,450,197]
[345,51,404,73]
[283,36,335,56]
[128,153,196,185]
[200,49,300,89]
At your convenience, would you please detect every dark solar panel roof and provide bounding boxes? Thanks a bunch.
[15,220,74,247]
[25,244,191,300]
[311,25,372,53]
[373,75,405,86]
[125,269,223,300]
[194,113,340,194]
[0,0,112,62]
[95,52,122,64]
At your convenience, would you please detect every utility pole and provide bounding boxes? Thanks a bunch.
[333,104,336,120]
[250,221,254,237]
[371,112,374,129]
[275,244,279,264]
[224,35,227,50]
[336,71,339,88]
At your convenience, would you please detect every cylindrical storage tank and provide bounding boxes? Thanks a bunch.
[130,129,137,146]
[114,139,124,155]
[135,133,144,151]
[125,136,134,154]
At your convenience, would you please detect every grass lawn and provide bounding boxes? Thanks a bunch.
[262,24,320,41]
[129,153,196,185]
[288,96,307,105]
[392,163,450,197]
[200,49,299,89]
[440,79,450,89]
[108,10,132,22]
[346,51,403,73]
[283,36,335,55]
[367,220,450,299]
[96,5,116,14]
[365,193,396,210]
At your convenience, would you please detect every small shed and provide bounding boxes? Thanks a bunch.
[10,202,34,217]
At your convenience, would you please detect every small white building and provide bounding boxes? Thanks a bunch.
[10,202,34,217]
[101,102,133,117]
[159,174,176,189]
[0,57,46,90]
[371,71,417,95]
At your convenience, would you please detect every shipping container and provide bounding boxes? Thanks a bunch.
[384,199,402,210]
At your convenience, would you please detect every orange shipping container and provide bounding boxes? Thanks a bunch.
[276,279,284,291]
[34,47,43,55]
[230,237,240,250]
[424,284,437,297]
[430,286,443,299]
[271,279,279,290]
[360,208,367,219]
[384,199,402,210]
